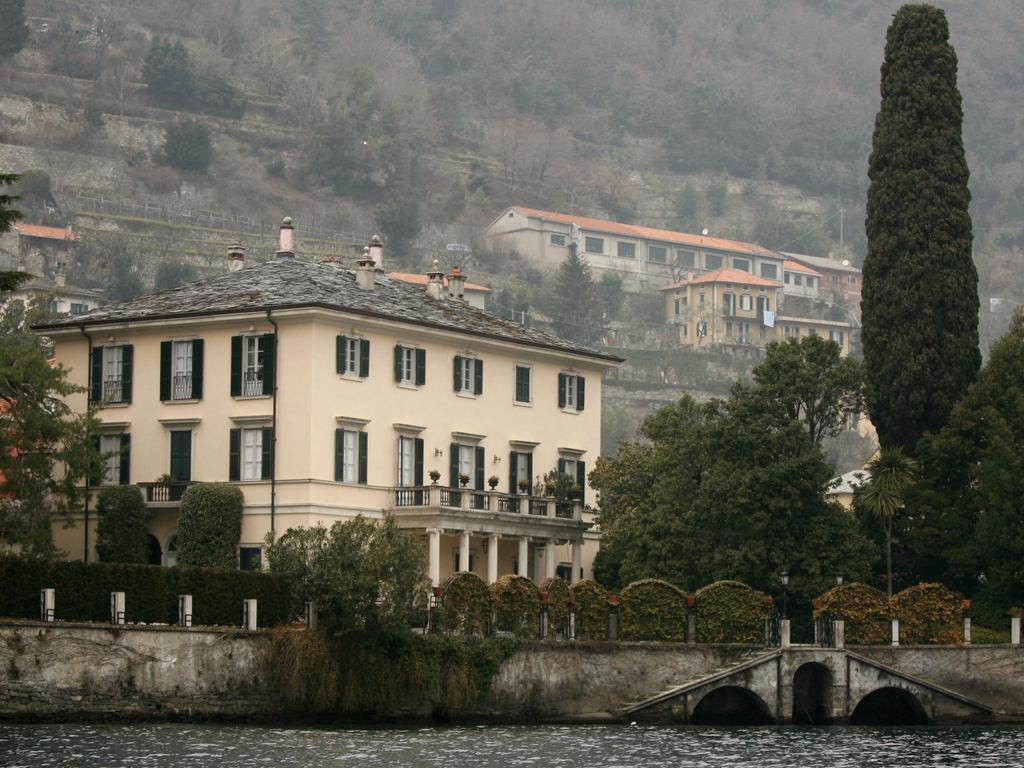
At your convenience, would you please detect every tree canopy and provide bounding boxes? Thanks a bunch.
[546,247,600,345]
[0,0,29,59]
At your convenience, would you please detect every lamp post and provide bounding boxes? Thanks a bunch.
[835,574,844,619]
[780,570,789,620]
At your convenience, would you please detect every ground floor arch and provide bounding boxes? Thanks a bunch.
[850,686,929,726]
[792,662,834,725]
[691,685,774,726]
[146,535,162,566]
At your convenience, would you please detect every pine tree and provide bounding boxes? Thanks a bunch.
[548,247,599,344]
[0,0,29,59]
[862,4,979,451]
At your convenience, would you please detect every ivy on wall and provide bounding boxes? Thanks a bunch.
[813,582,891,645]
[892,583,965,645]
[619,579,688,642]
[570,579,609,640]
[695,580,768,644]
[490,575,541,639]
[540,576,572,630]
[442,572,492,636]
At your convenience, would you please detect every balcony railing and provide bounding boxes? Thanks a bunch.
[529,500,548,516]
[496,495,520,514]
[394,487,427,507]
[138,481,192,503]
[103,377,124,403]
[241,370,263,397]
[387,487,584,522]
[172,372,192,400]
[555,502,574,519]
[468,491,488,511]
[440,487,461,508]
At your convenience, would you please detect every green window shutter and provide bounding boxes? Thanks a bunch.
[230,336,242,397]
[558,458,567,477]
[453,355,462,391]
[473,358,483,395]
[577,376,586,411]
[509,452,518,493]
[119,434,131,485]
[414,438,424,486]
[359,339,370,378]
[576,461,586,502]
[358,431,368,485]
[121,345,133,403]
[415,348,426,386]
[474,446,485,490]
[526,452,533,488]
[191,339,204,400]
[90,347,103,402]
[159,341,172,401]
[516,365,530,402]
[449,442,459,486]
[229,428,241,481]
[558,373,566,408]
[336,335,346,374]
[262,334,276,395]
[394,345,403,382]
[170,430,191,482]
[261,426,274,479]
[334,429,344,481]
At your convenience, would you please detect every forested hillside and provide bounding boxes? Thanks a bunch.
[1,0,1021,342]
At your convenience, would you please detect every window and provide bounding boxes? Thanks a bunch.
[784,273,791,284]
[806,277,815,289]
[453,355,483,395]
[584,236,604,254]
[678,250,696,268]
[169,430,191,482]
[756,296,770,314]
[849,276,858,285]
[794,274,803,286]
[739,321,751,344]
[449,442,484,490]
[397,435,423,486]
[740,294,752,311]
[698,293,705,308]
[829,330,845,345]
[558,373,586,411]
[760,263,778,280]
[99,434,128,485]
[161,340,203,402]
[335,428,368,484]
[239,547,262,571]
[723,292,736,315]
[785,325,800,339]
[231,334,274,397]
[673,299,681,320]
[242,428,263,481]
[70,302,88,314]
[550,234,566,247]
[616,241,636,259]
[509,451,533,493]
[726,321,733,337]
[808,328,818,337]
[337,335,369,377]
[705,254,723,270]
[172,341,193,398]
[682,323,688,338]
[557,457,586,501]
[230,427,272,481]
[733,258,750,272]
[394,345,426,386]
[648,245,667,264]
[91,345,133,404]
[514,363,531,404]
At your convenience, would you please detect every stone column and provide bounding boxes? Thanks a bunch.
[517,536,530,577]
[571,541,582,583]
[834,619,845,649]
[427,528,441,586]
[891,618,900,646]
[487,533,499,583]
[963,617,972,645]
[459,531,471,573]
[1012,616,1021,647]
[544,539,557,580]
[781,619,791,649]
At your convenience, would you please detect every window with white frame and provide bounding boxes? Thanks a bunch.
[339,429,358,482]
[705,254,723,269]
[740,294,752,311]
[739,321,751,343]
[242,336,264,396]
[100,434,122,484]
[617,241,636,259]
[829,330,845,345]
[760,263,778,280]
[454,355,481,395]
[341,336,359,375]
[723,292,736,315]
[102,346,124,402]
[678,250,696,268]
[398,436,416,486]
[794,274,803,286]
[172,340,193,400]
[550,233,566,247]
[733,258,750,272]
[648,245,667,264]
[584,236,604,254]
[458,444,475,480]
[561,374,580,409]
[241,428,263,481]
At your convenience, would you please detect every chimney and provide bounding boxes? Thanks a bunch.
[448,265,466,301]
[355,246,376,291]
[368,235,383,270]
[228,242,245,272]
[426,259,445,301]
[276,216,295,258]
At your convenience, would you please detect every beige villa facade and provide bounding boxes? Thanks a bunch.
[37,226,620,586]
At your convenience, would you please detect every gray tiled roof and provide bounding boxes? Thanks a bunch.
[36,258,621,363]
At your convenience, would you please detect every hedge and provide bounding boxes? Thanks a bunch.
[813,582,891,645]
[540,576,572,631]
[892,583,964,645]
[94,486,151,564]
[490,575,541,639]
[619,579,688,642]
[695,580,767,643]
[0,553,290,628]
[570,579,609,640]
[442,571,491,635]
[176,483,244,568]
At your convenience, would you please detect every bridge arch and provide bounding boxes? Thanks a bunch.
[792,662,833,725]
[691,685,774,725]
[850,686,929,726]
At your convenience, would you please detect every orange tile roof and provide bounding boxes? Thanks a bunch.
[511,206,778,258]
[13,223,76,241]
[387,271,492,292]
[660,267,781,291]
[783,259,822,276]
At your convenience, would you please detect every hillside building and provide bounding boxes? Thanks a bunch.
[35,222,620,587]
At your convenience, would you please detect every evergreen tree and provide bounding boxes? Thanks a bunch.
[862,4,978,452]
[142,37,195,108]
[0,0,29,59]
[155,260,198,290]
[0,173,29,294]
[548,247,599,344]
[95,486,151,564]
[161,119,212,173]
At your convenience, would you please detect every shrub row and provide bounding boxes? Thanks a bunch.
[813,582,967,644]
[0,554,290,628]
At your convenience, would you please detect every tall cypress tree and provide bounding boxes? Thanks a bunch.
[863,4,978,452]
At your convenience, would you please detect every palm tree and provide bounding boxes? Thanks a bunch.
[858,448,920,596]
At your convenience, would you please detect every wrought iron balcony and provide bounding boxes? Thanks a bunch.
[171,372,192,400]
[241,370,263,397]
[103,377,124,403]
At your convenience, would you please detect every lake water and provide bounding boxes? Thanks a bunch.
[2,723,1022,767]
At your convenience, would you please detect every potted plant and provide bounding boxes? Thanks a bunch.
[155,473,175,488]
[428,469,441,485]
[487,475,499,490]
[517,479,531,495]
[458,473,470,487]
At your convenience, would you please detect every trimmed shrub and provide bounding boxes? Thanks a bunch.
[540,576,572,632]
[442,571,491,635]
[0,553,290,627]
[892,583,965,645]
[95,486,151,564]
[619,579,688,642]
[176,483,243,569]
[813,582,891,645]
[570,579,608,640]
[695,580,768,643]
[490,575,541,639]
